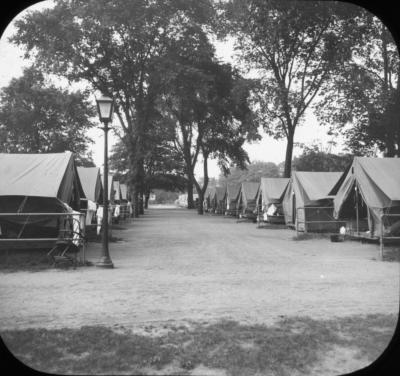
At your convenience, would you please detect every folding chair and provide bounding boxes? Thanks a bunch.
[47,215,82,268]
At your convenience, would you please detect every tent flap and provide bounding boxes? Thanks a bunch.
[77,167,102,203]
[333,157,400,237]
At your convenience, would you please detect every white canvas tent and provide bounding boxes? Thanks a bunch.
[77,167,103,225]
[176,193,199,207]
[0,152,85,247]
[119,183,131,220]
[120,184,129,201]
[113,181,122,202]
[101,174,115,203]
[256,178,289,223]
[237,181,260,219]
[206,186,227,214]
[225,183,241,215]
[203,187,214,212]
[282,171,342,232]
[77,167,102,203]
[215,186,227,214]
[330,157,400,238]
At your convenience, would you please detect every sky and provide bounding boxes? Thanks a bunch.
[0,1,348,179]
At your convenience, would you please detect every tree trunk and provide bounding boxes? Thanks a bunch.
[125,137,140,217]
[128,187,134,219]
[283,131,295,178]
[133,190,140,218]
[134,155,145,215]
[144,191,150,209]
[187,169,204,215]
[197,153,209,214]
[187,180,195,209]
[197,190,204,215]
[139,192,144,214]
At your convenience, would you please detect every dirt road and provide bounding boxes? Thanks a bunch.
[0,206,398,331]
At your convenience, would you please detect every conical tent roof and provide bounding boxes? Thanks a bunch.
[77,167,102,203]
[0,152,85,205]
[258,178,290,205]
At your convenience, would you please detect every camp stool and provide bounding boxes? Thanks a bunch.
[47,238,80,269]
[47,215,82,269]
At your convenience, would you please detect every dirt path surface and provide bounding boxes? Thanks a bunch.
[0,207,399,331]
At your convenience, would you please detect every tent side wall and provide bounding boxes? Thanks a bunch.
[236,187,246,215]
[284,172,342,232]
[237,188,244,214]
[0,153,85,249]
[58,156,85,210]
[238,183,259,215]
[302,205,341,233]
[258,178,289,223]
[242,198,258,214]
[0,196,68,245]
[333,158,400,237]
[216,191,227,214]
[226,185,240,215]
[283,176,304,226]
[95,171,103,203]
[282,180,294,225]
[356,163,400,237]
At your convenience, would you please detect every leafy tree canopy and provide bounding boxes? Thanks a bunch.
[161,40,259,212]
[219,0,367,177]
[151,189,179,205]
[10,0,217,214]
[218,160,280,186]
[292,144,353,172]
[0,66,95,164]
[315,12,400,156]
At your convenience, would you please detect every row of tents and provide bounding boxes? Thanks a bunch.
[202,157,400,240]
[0,152,133,254]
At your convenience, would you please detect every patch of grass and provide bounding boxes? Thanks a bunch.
[0,249,51,272]
[382,247,400,262]
[1,314,397,376]
[0,248,93,272]
[292,232,332,241]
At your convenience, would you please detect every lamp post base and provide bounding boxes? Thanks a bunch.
[96,257,114,268]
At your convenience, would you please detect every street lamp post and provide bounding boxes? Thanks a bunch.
[96,95,114,268]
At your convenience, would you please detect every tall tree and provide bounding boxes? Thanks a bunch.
[220,0,360,177]
[109,129,187,211]
[163,56,257,214]
[218,160,280,186]
[316,11,400,156]
[11,0,215,216]
[292,144,353,172]
[0,66,95,163]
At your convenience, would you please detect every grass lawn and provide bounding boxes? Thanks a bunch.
[2,313,397,376]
